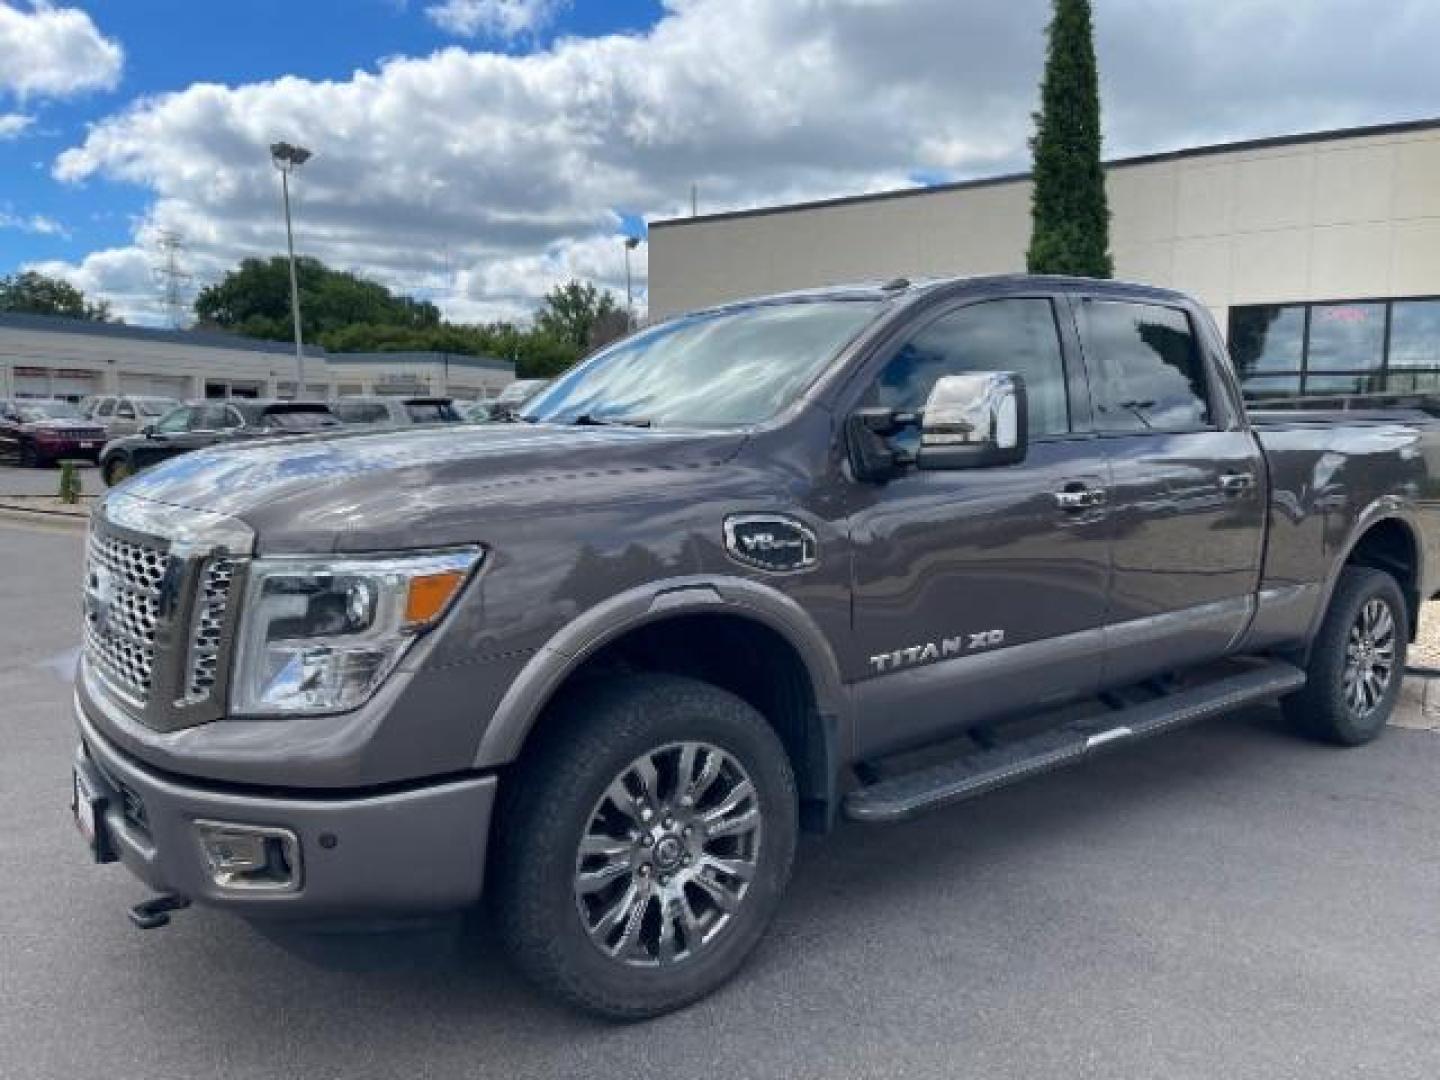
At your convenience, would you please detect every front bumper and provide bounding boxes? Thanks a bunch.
[74,693,497,921]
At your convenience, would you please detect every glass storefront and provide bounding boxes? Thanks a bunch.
[1229,297,1440,401]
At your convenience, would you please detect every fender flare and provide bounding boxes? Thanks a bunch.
[473,574,849,768]
[1306,497,1423,648]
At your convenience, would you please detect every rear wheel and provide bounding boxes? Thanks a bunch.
[491,673,797,1019]
[1284,566,1407,745]
[102,456,133,487]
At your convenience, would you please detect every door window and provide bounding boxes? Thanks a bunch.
[1081,301,1212,432]
[97,398,116,418]
[870,298,1071,446]
[116,400,135,419]
[155,407,192,433]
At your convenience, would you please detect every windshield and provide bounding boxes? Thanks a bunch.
[521,300,882,427]
[137,398,179,416]
[19,401,82,421]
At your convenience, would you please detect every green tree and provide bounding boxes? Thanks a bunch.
[0,270,112,321]
[1026,0,1112,278]
[194,257,441,343]
[534,280,621,352]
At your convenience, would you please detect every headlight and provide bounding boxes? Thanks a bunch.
[231,548,481,716]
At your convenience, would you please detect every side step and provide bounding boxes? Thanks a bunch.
[843,660,1306,824]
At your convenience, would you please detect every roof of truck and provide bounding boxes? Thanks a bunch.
[694,273,1194,315]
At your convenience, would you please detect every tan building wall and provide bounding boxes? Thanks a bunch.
[649,119,1440,338]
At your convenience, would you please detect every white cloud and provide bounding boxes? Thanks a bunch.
[426,0,568,39]
[0,111,33,138]
[0,1,123,99]
[42,0,1440,327]
[25,247,158,323]
[0,206,70,238]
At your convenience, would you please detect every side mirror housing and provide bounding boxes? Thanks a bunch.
[916,372,1027,471]
[142,424,158,438]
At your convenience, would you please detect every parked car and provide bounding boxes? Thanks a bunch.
[80,395,182,439]
[69,275,1440,1019]
[0,398,107,466]
[98,399,341,486]
[330,395,465,427]
[487,378,551,420]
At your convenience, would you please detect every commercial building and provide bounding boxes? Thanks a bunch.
[0,313,514,402]
[650,118,1440,400]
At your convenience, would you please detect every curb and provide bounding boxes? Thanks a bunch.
[0,504,90,531]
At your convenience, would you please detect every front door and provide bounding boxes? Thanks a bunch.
[1071,297,1267,687]
[846,296,1113,760]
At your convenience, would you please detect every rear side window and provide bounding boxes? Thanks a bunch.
[334,401,390,424]
[264,409,340,430]
[405,401,461,423]
[97,399,116,418]
[872,298,1071,438]
[1081,301,1212,432]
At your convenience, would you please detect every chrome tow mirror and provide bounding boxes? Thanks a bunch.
[917,372,1027,470]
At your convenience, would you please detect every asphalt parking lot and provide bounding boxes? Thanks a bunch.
[3,517,1439,1079]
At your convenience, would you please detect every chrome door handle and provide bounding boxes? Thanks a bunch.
[1055,486,1106,511]
[1219,472,1255,494]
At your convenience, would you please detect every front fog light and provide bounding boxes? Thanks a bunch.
[195,821,301,892]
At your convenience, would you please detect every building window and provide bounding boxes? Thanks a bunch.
[1229,296,1440,401]
[1388,300,1440,369]
[1305,302,1385,373]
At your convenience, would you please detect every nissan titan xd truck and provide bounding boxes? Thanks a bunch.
[70,275,1440,1018]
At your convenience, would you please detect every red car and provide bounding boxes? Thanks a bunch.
[0,398,108,466]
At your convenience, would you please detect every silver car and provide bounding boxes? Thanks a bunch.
[81,395,182,438]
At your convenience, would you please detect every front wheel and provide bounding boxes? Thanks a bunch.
[1284,566,1407,745]
[102,456,133,487]
[491,673,797,1019]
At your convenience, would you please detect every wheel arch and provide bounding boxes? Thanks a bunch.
[1312,504,1423,647]
[475,576,850,832]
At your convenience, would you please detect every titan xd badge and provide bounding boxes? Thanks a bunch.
[723,514,818,573]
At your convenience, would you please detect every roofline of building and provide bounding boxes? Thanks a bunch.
[0,311,329,357]
[328,351,515,372]
[0,314,516,371]
[650,116,1440,231]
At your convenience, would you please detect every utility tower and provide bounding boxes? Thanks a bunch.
[152,231,193,328]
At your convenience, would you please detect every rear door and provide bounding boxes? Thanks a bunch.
[846,295,1113,758]
[1071,296,1266,686]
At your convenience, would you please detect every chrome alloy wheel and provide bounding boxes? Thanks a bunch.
[1343,597,1397,720]
[573,741,762,967]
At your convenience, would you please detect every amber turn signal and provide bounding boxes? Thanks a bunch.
[404,569,468,627]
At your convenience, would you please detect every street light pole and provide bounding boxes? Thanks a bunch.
[270,141,313,397]
[623,235,640,324]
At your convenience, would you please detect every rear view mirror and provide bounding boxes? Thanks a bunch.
[916,372,1027,470]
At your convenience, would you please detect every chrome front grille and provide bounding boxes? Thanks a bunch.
[186,557,236,700]
[84,531,171,703]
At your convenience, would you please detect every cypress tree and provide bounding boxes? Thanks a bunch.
[1026,0,1113,278]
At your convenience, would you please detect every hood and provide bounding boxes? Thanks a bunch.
[115,422,748,553]
[26,417,104,432]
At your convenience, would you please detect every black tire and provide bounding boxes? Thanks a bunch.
[491,673,797,1020]
[18,440,38,467]
[102,456,134,487]
[1284,566,1407,746]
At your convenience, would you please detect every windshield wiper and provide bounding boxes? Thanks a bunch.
[571,413,652,428]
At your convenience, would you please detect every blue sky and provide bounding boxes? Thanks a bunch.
[2,0,662,278]
[3,0,1438,325]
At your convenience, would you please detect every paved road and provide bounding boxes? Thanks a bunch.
[2,518,1439,1079]
[0,460,100,497]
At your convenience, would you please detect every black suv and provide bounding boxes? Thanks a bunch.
[99,400,341,486]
